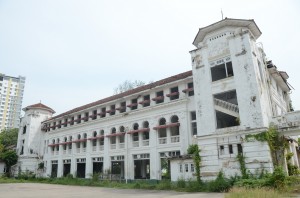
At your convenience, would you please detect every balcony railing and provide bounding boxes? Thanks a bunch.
[119,143,125,149]
[133,141,139,147]
[158,137,167,144]
[142,140,149,146]
[92,146,97,152]
[99,145,104,151]
[76,148,80,153]
[171,135,180,143]
[83,148,86,153]
[63,150,67,155]
[55,151,59,155]
[110,144,116,150]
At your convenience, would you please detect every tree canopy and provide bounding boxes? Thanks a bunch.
[0,128,18,147]
[113,80,146,94]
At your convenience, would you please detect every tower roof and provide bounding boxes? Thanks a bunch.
[193,18,262,47]
[23,103,55,114]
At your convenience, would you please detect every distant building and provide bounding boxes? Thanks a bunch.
[0,74,25,131]
[16,18,300,181]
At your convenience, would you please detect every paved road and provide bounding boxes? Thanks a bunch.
[0,183,224,198]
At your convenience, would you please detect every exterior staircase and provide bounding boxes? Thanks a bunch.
[214,98,239,117]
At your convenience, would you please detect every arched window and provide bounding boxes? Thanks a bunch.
[64,137,67,142]
[159,118,166,125]
[132,123,139,142]
[77,134,81,140]
[170,115,180,140]
[93,131,97,137]
[171,115,179,123]
[100,130,104,136]
[133,123,139,130]
[120,126,125,133]
[111,127,116,144]
[158,118,166,139]
[142,121,149,141]
[83,133,87,139]
[143,121,149,128]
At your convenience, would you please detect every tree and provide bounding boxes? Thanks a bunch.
[113,80,146,94]
[187,144,201,183]
[0,128,19,147]
[1,150,18,176]
[0,128,19,177]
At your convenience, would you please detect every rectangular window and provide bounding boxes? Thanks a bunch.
[179,164,182,172]
[188,82,194,96]
[211,61,234,82]
[220,145,224,155]
[131,99,138,110]
[64,119,68,127]
[101,108,106,118]
[143,95,150,107]
[237,144,243,154]
[120,102,126,113]
[229,144,233,154]
[155,91,164,104]
[185,164,189,172]
[77,115,81,124]
[191,111,197,135]
[191,164,195,172]
[92,110,97,120]
[169,87,179,100]
[110,105,115,115]
[84,112,89,122]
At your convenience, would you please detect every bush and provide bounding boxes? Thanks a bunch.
[176,178,186,188]
[208,171,232,192]
[155,180,172,190]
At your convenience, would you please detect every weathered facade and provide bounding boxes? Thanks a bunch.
[16,18,300,181]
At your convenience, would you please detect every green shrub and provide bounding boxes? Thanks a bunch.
[176,178,186,188]
[155,180,172,190]
[208,171,232,192]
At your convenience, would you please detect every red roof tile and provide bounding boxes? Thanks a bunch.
[23,103,55,114]
[45,70,192,122]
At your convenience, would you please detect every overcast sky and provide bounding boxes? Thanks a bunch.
[0,0,299,115]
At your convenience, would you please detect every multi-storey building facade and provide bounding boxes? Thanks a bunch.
[16,18,300,181]
[0,73,25,130]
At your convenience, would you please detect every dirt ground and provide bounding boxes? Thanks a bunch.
[0,183,224,198]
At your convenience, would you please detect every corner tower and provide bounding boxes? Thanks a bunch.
[16,103,55,174]
[190,18,274,136]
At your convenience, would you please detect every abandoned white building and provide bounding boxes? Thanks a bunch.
[16,18,300,181]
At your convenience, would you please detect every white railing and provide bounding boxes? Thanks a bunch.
[142,140,149,146]
[76,148,80,153]
[119,143,125,149]
[133,141,139,147]
[83,148,86,153]
[110,144,116,150]
[214,98,239,113]
[171,135,180,143]
[92,146,97,152]
[55,151,59,155]
[99,145,104,151]
[68,149,72,154]
[159,137,167,144]
[63,150,66,155]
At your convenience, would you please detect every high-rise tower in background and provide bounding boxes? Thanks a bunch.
[0,73,25,131]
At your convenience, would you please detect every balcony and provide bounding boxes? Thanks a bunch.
[142,140,149,146]
[132,141,139,147]
[171,135,180,143]
[158,137,167,144]
[119,143,125,149]
[99,145,104,151]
